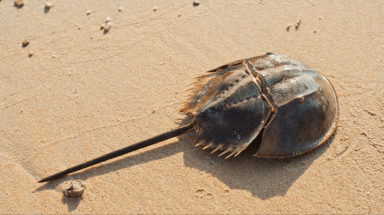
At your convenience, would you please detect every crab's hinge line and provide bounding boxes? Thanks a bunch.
[245,61,278,114]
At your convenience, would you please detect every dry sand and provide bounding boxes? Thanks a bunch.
[1,0,383,213]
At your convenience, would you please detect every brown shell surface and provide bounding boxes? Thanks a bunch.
[180,53,338,158]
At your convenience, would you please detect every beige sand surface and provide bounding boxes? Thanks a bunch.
[1,0,383,213]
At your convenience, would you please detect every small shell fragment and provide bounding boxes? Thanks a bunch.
[105,22,112,31]
[14,0,24,7]
[63,180,85,197]
[193,1,200,6]
[118,7,122,11]
[22,39,29,47]
[100,24,105,29]
[154,7,157,11]
[45,2,53,8]
[28,51,33,57]
[106,16,111,23]
[86,10,91,15]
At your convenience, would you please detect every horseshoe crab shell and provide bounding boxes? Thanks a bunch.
[180,53,338,158]
[38,53,338,183]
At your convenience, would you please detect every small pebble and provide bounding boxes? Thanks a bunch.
[106,16,111,23]
[86,10,91,15]
[78,27,81,30]
[52,55,55,58]
[193,1,200,6]
[105,22,112,31]
[313,29,317,33]
[100,24,105,29]
[45,2,53,8]
[178,14,181,17]
[154,6,157,11]
[22,39,29,47]
[14,0,24,7]
[63,180,85,197]
[118,7,122,11]
[28,51,33,57]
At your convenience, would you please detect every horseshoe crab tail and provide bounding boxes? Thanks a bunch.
[38,122,195,183]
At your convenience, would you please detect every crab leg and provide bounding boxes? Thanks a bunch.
[38,122,195,183]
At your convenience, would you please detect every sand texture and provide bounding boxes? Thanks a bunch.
[1,0,383,213]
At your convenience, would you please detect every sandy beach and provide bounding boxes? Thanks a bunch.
[1,0,383,213]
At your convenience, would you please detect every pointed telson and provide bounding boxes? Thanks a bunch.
[38,123,195,183]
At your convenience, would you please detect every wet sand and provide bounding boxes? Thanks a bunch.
[0,0,383,213]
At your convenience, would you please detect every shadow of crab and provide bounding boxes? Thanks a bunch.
[180,126,335,199]
[35,117,334,201]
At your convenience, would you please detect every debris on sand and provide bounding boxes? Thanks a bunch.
[14,0,24,7]
[295,16,301,30]
[100,24,105,29]
[28,51,33,57]
[118,7,122,12]
[286,23,291,31]
[63,180,85,197]
[105,22,112,31]
[22,39,29,47]
[106,16,111,23]
[86,10,91,15]
[154,6,157,11]
[45,2,53,8]
[193,1,200,6]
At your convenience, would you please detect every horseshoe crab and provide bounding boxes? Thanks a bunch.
[38,53,338,183]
